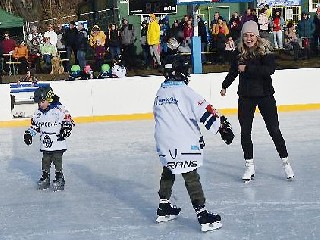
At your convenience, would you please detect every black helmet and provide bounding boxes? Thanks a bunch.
[34,86,55,103]
[163,55,190,84]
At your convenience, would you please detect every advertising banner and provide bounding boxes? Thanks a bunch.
[257,0,301,7]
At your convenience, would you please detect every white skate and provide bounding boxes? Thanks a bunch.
[282,158,294,180]
[242,159,255,183]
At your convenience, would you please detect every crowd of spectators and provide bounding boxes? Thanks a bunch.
[0,4,320,80]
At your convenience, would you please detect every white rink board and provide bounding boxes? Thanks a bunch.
[0,68,320,121]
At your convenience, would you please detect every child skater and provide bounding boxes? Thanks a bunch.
[24,86,74,191]
[153,55,234,232]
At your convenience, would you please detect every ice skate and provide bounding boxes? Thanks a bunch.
[52,171,65,191]
[156,199,181,223]
[37,171,50,190]
[282,158,294,180]
[194,205,222,232]
[242,159,255,183]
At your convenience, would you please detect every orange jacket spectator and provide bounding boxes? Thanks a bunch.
[212,18,229,36]
[13,41,29,60]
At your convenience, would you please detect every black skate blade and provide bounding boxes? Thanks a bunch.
[201,221,222,232]
[156,214,178,223]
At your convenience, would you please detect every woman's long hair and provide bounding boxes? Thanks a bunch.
[237,35,273,61]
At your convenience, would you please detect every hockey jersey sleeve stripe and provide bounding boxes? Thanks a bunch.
[200,111,211,123]
[204,115,217,130]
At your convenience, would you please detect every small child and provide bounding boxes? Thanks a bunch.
[24,86,74,191]
[153,55,234,232]
[225,36,236,63]
[94,39,105,72]
[97,63,111,79]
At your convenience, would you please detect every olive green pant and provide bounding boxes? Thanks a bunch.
[158,167,206,207]
[42,151,64,173]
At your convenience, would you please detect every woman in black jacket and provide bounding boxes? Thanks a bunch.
[220,21,294,182]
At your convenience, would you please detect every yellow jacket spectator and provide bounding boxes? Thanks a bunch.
[147,14,160,46]
[13,41,29,60]
[89,25,107,47]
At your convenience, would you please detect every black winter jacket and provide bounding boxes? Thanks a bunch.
[222,50,276,97]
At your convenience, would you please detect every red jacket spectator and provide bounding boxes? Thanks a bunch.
[2,33,16,54]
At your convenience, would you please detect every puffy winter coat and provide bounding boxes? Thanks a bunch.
[147,20,160,45]
[222,50,276,97]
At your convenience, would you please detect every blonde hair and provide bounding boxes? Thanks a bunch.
[237,36,273,60]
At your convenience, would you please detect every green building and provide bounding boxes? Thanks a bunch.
[78,0,319,54]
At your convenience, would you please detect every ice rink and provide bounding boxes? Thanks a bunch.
[0,110,319,240]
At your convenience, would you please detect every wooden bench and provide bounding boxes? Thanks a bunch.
[6,61,21,75]
[60,58,70,63]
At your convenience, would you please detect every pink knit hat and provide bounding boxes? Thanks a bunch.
[241,20,259,36]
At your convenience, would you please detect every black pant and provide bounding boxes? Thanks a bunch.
[42,151,64,173]
[158,167,205,207]
[238,95,288,160]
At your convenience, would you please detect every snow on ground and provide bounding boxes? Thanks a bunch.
[0,111,319,240]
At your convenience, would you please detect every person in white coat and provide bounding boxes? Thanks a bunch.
[153,55,234,232]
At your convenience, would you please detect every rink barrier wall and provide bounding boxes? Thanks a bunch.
[1,68,320,128]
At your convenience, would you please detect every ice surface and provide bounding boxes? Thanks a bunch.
[0,111,319,240]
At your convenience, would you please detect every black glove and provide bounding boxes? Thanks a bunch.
[24,130,32,145]
[58,121,73,139]
[218,115,234,145]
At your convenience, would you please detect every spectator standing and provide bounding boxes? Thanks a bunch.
[169,20,184,43]
[44,24,58,47]
[183,18,193,46]
[56,24,67,72]
[94,39,105,72]
[140,20,150,67]
[13,40,28,74]
[147,14,161,68]
[241,8,258,25]
[107,23,121,61]
[258,8,270,39]
[297,12,315,58]
[210,12,222,52]
[229,12,241,41]
[89,25,106,48]
[120,18,136,69]
[64,21,79,71]
[212,17,229,64]
[220,21,294,182]
[159,17,170,58]
[265,4,272,19]
[76,23,88,70]
[313,4,320,55]
[271,11,285,49]
[1,32,16,74]
[198,16,208,63]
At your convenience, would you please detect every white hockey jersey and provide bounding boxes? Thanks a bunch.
[153,81,221,174]
[28,102,72,152]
